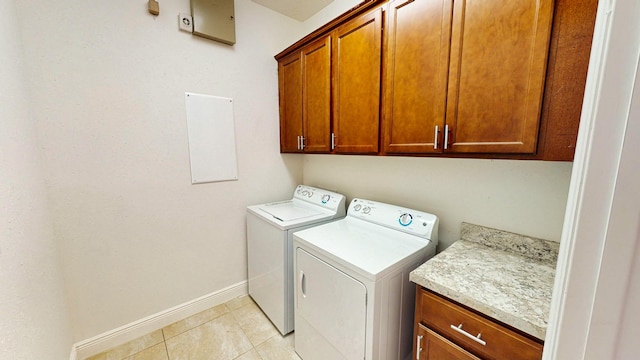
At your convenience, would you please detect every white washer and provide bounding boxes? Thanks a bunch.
[293,198,439,360]
[247,185,346,335]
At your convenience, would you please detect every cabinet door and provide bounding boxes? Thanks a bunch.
[416,324,481,360]
[278,51,303,153]
[302,36,332,153]
[383,0,453,154]
[445,0,554,153]
[332,8,383,154]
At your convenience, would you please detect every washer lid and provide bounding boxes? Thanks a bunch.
[260,201,323,222]
[293,217,433,281]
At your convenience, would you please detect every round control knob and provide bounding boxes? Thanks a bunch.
[321,194,331,204]
[362,206,371,214]
[307,191,313,197]
[301,190,308,196]
[353,204,362,211]
[399,213,413,226]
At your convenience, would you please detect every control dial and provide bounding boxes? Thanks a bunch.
[353,204,362,211]
[321,194,331,204]
[362,206,371,214]
[399,213,413,226]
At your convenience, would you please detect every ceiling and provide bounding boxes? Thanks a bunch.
[251,0,335,21]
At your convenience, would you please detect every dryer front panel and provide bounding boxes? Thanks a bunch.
[295,248,367,360]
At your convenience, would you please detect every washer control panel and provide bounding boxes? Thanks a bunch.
[348,198,438,240]
[293,185,346,213]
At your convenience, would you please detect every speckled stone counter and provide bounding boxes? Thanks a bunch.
[409,223,559,340]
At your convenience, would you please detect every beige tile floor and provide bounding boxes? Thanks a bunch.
[85,295,301,360]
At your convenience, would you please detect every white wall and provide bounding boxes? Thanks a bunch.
[15,0,304,340]
[303,156,572,250]
[0,0,73,358]
[300,0,361,34]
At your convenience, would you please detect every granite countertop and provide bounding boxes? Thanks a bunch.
[409,223,559,340]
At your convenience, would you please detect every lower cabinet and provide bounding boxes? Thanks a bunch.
[414,287,543,360]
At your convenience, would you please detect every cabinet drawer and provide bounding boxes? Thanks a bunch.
[417,324,481,360]
[417,289,543,360]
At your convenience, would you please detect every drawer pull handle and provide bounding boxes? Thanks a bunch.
[450,324,487,346]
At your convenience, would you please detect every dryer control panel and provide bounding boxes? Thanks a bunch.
[348,198,439,241]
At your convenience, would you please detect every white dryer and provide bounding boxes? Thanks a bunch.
[246,185,346,335]
[293,198,439,360]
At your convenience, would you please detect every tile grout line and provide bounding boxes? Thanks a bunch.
[161,329,171,360]
[231,305,262,359]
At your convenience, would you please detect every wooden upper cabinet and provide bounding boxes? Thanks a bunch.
[278,51,303,153]
[302,36,332,153]
[278,36,331,153]
[383,0,453,154]
[332,8,383,154]
[445,0,554,153]
[538,0,597,160]
[276,0,593,160]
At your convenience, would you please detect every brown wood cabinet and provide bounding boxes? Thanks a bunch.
[414,288,543,360]
[537,0,598,160]
[382,0,452,154]
[278,51,303,153]
[278,36,332,153]
[302,36,332,153]
[383,0,554,155]
[276,0,597,160]
[445,0,553,154]
[277,4,383,154]
[332,7,383,154]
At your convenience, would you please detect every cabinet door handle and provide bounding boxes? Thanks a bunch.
[416,334,424,360]
[331,133,336,150]
[450,324,487,346]
[301,136,305,150]
[444,125,450,150]
[297,136,301,150]
[434,126,439,149]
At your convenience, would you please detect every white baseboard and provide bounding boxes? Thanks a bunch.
[70,281,247,360]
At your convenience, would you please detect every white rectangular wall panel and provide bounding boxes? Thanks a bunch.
[185,92,238,184]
